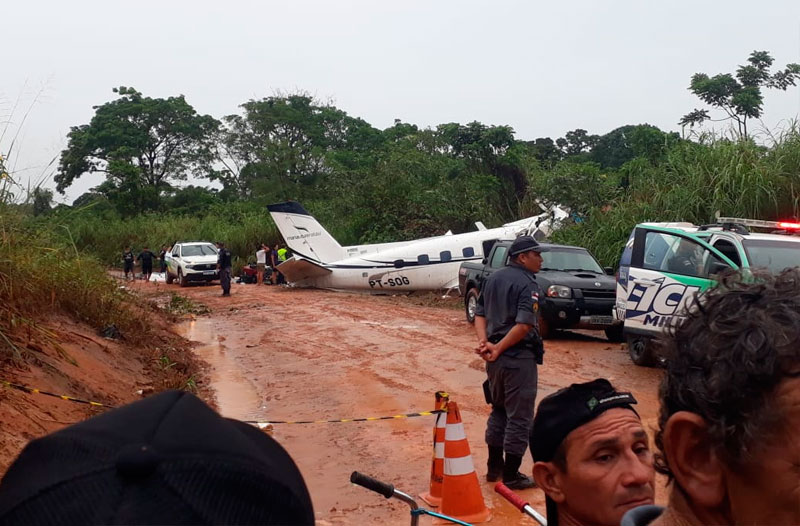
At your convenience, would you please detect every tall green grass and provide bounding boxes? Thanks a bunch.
[552,135,800,266]
[54,202,279,273]
[0,209,150,362]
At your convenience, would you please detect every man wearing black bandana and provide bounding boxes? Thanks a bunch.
[530,378,656,526]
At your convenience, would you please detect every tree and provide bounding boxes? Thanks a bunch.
[55,87,219,204]
[558,129,599,157]
[590,124,680,169]
[214,94,382,199]
[680,51,800,139]
[525,137,563,168]
[31,187,53,216]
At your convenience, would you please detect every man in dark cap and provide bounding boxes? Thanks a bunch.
[0,390,314,525]
[474,235,548,489]
[530,378,655,526]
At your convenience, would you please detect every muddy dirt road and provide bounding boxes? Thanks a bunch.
[165,280,663,525]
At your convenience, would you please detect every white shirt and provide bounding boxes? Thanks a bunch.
[256,249,267,264]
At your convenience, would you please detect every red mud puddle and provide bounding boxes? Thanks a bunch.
[174,318,262,421]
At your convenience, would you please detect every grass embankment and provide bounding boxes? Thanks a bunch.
[0,207,199,392]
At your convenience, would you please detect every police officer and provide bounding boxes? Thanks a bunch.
[474,235,547,490]
[216,241,232,297]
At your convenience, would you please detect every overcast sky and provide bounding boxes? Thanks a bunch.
[4,0,800,204]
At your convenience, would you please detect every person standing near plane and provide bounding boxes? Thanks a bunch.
[474,235,547,489]
[216,241,232,296]
[268,243,278,284]
[159,245,169,275]
[137,246,156,282]
[256,243,267,285]
[122,246,135,281]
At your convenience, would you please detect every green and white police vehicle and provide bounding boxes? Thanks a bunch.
[615,217,800,366]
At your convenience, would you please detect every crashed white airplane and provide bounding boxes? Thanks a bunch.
[267,201,568,292]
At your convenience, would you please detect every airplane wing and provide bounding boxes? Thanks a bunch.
[276,258,331,282]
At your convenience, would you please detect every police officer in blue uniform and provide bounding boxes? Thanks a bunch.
[474,235,547,489]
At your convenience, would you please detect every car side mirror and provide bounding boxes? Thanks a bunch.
[482,258,488,265]
[604,266,614,275]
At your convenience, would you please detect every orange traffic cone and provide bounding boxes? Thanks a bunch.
[436,401,491,524]
[420,391,449,507]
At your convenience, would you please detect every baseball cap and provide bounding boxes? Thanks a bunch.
[0,390,314,525]
[509,235,550,256]
[531,379,638,526]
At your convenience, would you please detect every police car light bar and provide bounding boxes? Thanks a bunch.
[717,217,800,231]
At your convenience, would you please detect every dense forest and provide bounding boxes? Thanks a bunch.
[6,50,800,271]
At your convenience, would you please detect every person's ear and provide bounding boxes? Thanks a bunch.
[533,461,566,504]
[663,411,726,508]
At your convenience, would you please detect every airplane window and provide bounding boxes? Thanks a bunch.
[463,247,475,257]
[440,251,452,262]
[418,254,430,264]
[393,259,405,268]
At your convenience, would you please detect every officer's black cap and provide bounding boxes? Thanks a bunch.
[531,379,638,526]
[0,390,314,525]
[509,235,550,256]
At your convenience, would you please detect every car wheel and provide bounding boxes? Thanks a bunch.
[178,269,187,288]
[465,288,479,323]
[627,334,657,367]
[605,324,624,343]
[165,271,174,285]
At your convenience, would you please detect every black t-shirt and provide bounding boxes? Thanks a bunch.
[218,248,232,268]
[123,251,134,264]
[138,251,155,265]
[159,250,166,261]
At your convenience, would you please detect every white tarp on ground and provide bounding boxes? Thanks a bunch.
[149,272,167,282]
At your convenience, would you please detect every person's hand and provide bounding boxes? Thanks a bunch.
[474,338,488,355]
[480,342,502,362]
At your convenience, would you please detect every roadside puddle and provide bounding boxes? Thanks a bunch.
[175,318,262,421]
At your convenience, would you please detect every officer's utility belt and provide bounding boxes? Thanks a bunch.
[488,335,544,364]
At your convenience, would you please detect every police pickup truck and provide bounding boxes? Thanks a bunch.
[459,239,622,341]
[616,216,800,366]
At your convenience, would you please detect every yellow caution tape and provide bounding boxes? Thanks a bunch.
[242,409,446,426]
[2,379,447,424]
[2,380,115,408]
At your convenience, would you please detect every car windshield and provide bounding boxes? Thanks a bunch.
[181,244,218,257]
[541,248,604,273]
[742,238,800,273]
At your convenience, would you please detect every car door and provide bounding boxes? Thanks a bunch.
[624,226,738,338]
[166,245,180,275]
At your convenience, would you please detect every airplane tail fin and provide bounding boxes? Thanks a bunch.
[267,202,346,263]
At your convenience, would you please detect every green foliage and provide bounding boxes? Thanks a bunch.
[680,51,800,138]
[589,124,681,170]
[553,134,800,266]
[0,208,151,362]
[53,201,278,275]
[56,87,219,215]
[166,293,209,315]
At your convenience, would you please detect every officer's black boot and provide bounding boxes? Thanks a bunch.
[502,453,536,489]
[486,446,504,482]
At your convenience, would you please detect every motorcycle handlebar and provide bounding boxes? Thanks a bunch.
[350,471,395,499]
